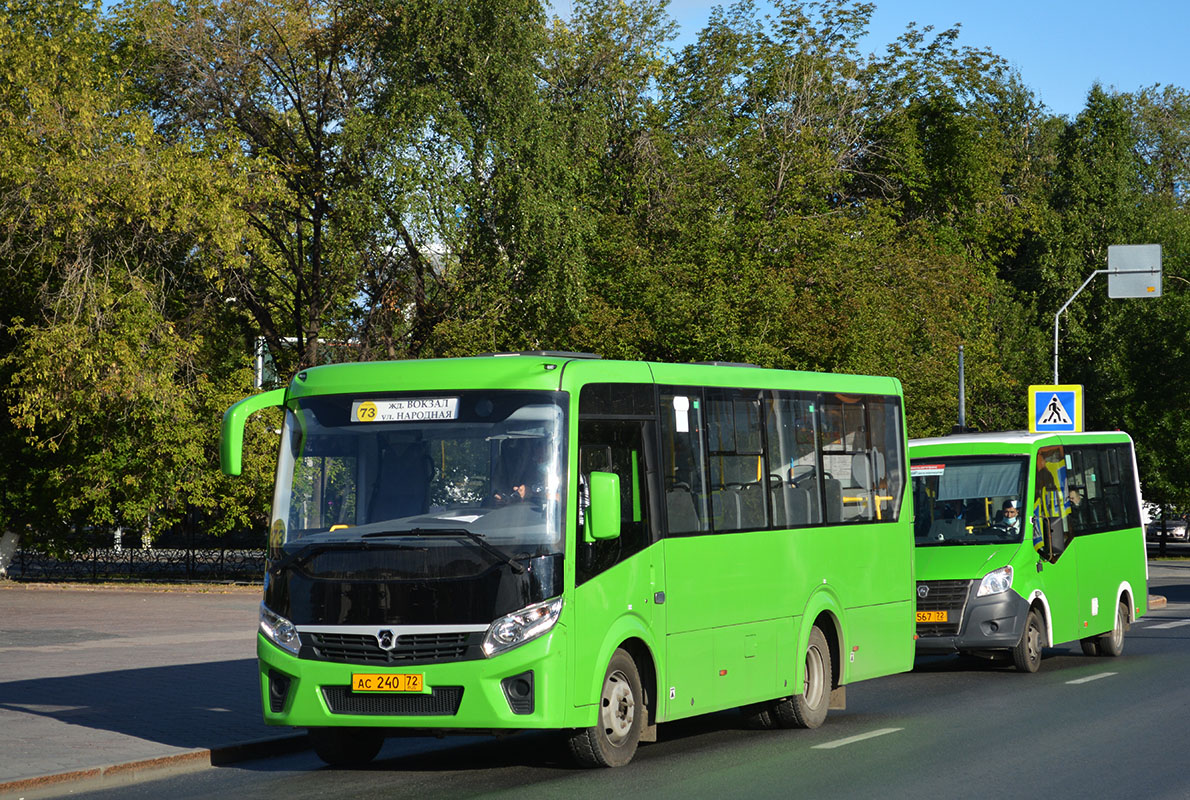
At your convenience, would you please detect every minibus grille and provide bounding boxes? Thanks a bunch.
[916,579,971,637]
[322,685,464,716]
[304,631,481,665]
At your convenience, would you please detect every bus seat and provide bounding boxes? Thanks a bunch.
[667,486,701,533]
[823,477,844,523]
[781,485,812,526]
[711,488,742,530]
[737,482,766,529]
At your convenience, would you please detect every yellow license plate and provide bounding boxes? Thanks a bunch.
[916,610,948,623]
[351,673,424,692]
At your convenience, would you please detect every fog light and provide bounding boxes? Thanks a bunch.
[268,670,292,713]
[501,671,535,715]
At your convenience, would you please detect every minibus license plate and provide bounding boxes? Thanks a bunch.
[352,673,424,692]
[916,611,948,623]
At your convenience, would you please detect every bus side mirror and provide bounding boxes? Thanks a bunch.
[585,471,622,543]
[221,389,286,476]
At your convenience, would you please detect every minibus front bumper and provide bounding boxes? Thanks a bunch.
[915,582,1031,653]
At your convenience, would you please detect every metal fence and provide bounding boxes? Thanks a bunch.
[2,546,266,583]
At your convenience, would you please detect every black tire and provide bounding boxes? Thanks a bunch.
[308,727,384,767]
[568,649,644,767]
[742,700,778,729]
[1079,637,1101,656]
[1012,608,1045,673]
[1095,598,1128,657]
[771,625,832,729]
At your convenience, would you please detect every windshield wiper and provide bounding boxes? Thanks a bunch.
[363,528,527,574]
[268,540,416,575]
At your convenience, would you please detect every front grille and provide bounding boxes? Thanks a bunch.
[305,631,479,666]
[322,685,464,716]
[916,579,971,637]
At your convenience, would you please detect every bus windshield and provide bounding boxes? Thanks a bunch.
[269,390,566,557]
[911,456,1029,545]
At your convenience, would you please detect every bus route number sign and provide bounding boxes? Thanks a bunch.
[351,398,460,423]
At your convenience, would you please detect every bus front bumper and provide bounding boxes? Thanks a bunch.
[257,628,571,732]
[915,589,1031,654]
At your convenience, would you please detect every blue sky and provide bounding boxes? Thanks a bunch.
[645,0,1189,119]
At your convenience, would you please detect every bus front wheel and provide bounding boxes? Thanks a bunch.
[568,648,644,767]
[1012,608,1045,673]
[771,625,832,729]
[307,727,384,767]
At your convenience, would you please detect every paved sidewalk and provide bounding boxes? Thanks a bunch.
[0,582,304,796]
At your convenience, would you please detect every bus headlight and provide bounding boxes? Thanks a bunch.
[976,566,1013,597]
[259,603,301,655]
[483,597,563,657]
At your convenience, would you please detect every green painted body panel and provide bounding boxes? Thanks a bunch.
[233,355,915,734]
[913,542,1018,583]
[911,431,1147,649]
[257,629,572,729]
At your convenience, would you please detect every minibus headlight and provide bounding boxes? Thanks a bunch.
[976,566,1013,597]
[259,602,301,655]
[483,597,563,657]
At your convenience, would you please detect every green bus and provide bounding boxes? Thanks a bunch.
[220,353,916,767]
[910,431,1147,672]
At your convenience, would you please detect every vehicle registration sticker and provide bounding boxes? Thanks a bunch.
[351,673,424,692]
[916,610,948,623]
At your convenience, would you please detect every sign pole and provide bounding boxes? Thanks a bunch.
[1053,269,1105,384]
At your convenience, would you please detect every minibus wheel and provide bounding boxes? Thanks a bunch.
[308,727,384,767]
[1098,599,1128,657]
[568,648,643,767]
[1012,608,1045,673]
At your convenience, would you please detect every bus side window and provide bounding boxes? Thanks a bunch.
[660,389,710,535]
[1035,447,1070,560]
[705,391,768,532]
[764,391,821,528]
[576,420,654,584]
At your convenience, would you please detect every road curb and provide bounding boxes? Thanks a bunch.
[0,733,309,797]
[1149,594,1167,610]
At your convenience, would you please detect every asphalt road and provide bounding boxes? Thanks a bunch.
[14,560,1188,800]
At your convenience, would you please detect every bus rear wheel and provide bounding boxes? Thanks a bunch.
[307,727,384,767]
[568,648,644,767]
[1012,608,1045,673]
[771,625,832,729]
[1097,598,1128,657]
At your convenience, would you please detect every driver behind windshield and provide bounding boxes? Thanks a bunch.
[998,499,1021,533]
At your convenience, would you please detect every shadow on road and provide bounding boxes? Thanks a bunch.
[0,658,264,750]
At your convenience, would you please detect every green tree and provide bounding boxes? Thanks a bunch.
[0,0,273,548]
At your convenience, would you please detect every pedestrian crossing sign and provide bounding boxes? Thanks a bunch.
[1028,384,1083,433]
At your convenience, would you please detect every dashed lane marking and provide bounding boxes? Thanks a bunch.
[812,728,903,749]
[1066,672,1117,685]
[1146,618,1190,630]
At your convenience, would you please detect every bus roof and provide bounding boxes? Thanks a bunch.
[909,430,1133,455]
[282,354,905,400]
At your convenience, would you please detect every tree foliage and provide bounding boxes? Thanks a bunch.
[3,0,1190,546]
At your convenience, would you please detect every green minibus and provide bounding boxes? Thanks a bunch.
[221,353,917,767]
[910,431,1148,672]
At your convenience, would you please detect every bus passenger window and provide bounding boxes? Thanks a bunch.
[660,390,710,534]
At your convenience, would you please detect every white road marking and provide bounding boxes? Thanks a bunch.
[812,727,903,749]
[1066,672,1117,685]
[1146,618,1190,630]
